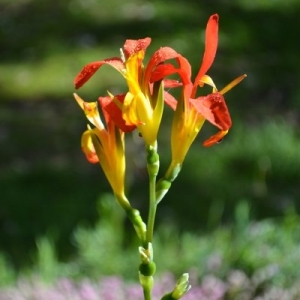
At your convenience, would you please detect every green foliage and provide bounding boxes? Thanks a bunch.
[155,201,300,288]
[71,198,300,288]
[34,237,65,282]
[0,254,15,286]
[14,196,289,290]
[73,194,139,278]
[155,119,300,230]
[1,196,300,294]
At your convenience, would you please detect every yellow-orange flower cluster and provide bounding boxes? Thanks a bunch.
[73,13,246,193]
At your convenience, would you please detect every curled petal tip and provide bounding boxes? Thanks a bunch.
[211,13,219,21]
[73,93,84,109]
[203,130,228,147]
[81,130,99,163]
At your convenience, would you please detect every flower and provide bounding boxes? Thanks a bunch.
[150,14,246,164]
[73,93,126,197]
[74,38,183,147]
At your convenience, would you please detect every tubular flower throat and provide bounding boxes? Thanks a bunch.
[73,93,126,197]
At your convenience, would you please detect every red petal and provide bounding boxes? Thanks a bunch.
[99,94,136,133]
[150,64,190,86]
[74,57,124,89]
[203,130,228,147]
[163,79,182,88]
[190,92,231,130]
[164,91,177,110]
[176,55,192,80]
[193,14,219,92]
[123,38,151,58]
[84,149,99,163]
[150,64,174,82]
[144,47,181,85]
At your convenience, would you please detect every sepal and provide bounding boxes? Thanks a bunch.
[139,243,153,264]
[156,163,181,203]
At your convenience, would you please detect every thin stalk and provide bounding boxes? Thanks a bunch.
[143,288,152,300]
[147,173,157,244]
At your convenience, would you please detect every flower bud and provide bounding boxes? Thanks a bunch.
[139,261,156,276]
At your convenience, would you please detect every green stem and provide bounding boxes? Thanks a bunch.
[143,287,152,300]
[140,145,160,300]
[146,145,159,244]
[114,193,146,244]
[147,173,157,243]
[156,161,182,204]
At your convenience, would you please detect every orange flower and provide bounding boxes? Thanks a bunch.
[74,93,126,197]
[74,39,183,147]
[150,14,246,164]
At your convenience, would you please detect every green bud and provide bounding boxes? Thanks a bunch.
[165,163,181,182]
[126,208,146,242]
[172,273,191,299]
[139,261,156,276]
[146,146,160,177]
[155,163,182,203]
[155,179,171,204]
[161,273,191,300]
[160,292,174,300]
[156,179,172,191]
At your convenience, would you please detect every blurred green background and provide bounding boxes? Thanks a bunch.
[1,0,300,270]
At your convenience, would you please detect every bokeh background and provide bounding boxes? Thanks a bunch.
[1,0,300,276]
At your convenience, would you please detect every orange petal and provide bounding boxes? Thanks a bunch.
[203,130,228,147]
[123,38,151,58]
[190,92,231,130]
[193,14,219,96]
[99,94,136,133]
[198,14,219,77]
[150,63,190,86]
[144,46,180,85]
[74,58,124,89]
[163,79,182,88]
[164,91,177,111]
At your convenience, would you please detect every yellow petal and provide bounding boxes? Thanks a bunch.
[125,51,145,95]
[73,93,105,130]
[81,129,99,163]
[199,75,218,92]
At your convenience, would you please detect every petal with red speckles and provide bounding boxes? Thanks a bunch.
[190,92,231,130]
[123,37,151,58]
[74,57,124,89]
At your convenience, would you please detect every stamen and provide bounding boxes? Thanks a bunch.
[120,48,126,63]
[219,74,247,95]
